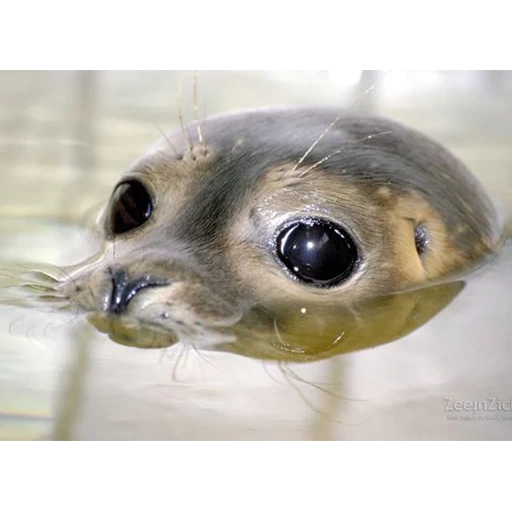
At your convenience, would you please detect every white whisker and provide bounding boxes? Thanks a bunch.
[177,74,193,152]
[291,113,343,173]
[291,72,388,175]
[153,123,179,158]
[193,70,205,148]
[347,81,379,110]
[171,342,189,381]
[298,131,393,178]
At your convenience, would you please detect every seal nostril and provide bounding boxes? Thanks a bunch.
[108,269,169,315]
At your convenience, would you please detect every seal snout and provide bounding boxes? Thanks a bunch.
[107,268,169,315]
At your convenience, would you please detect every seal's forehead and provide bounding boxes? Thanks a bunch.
[137,108,499,259]
[197,108,499,247]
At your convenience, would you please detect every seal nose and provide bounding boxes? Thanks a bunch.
[108,269,169,315]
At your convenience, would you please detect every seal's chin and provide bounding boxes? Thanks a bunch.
[86,309,239,350]
[87,313,179,349]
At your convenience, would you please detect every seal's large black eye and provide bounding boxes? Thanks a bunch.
[108,180,153,235]
[276,218,359,287]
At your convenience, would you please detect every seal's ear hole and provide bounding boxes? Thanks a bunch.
[414,223,428,256]
[107,180,153,236]
[275,218,359,288]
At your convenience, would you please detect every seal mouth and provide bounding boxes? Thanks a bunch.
[86,299,241,350]
[106,268,170,315]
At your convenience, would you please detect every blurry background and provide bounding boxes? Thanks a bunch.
[1,71,512,441]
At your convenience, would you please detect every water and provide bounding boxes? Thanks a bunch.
[1,71,512,440]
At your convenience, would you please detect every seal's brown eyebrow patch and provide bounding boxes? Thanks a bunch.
[376,186,393,198]
[374,185,399,207]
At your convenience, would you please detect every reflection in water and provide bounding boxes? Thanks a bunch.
[225,281,464,362]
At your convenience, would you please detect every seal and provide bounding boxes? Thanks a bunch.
[7,107,507,361]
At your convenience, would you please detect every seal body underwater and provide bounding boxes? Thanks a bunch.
[16,107,507,359]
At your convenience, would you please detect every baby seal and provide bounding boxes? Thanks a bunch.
[8,107,506,361]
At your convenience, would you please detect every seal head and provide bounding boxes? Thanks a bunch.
[46,108,505,358]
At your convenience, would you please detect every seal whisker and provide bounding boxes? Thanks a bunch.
[46,305,82,330]
[272,317,305,354]
[282,363,362,402]
[261,359,287,386]
[0,264,70,287]
[154,123,179,158]
[189,340,220,372]
[291,113,344,173]
[347,79,380,110]
[277,361,321,409]
[200,98,209,154]
[0,263,82,312]
[179,109,194,153]
[277,361,352,425]
[171,342,190,381]
[158,347,169,364]
[177,74,193,153]
[111,231,118,263]
[298,130,393,178]
[193,70,206,149]
[8,313,24,335]
[46,265,79,289]
[274,319,361,402]
[291,73,387,175]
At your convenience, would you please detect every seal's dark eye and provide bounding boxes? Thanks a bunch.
[108,180,153,235]
[276,218,359,287]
